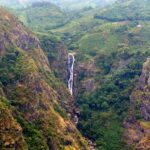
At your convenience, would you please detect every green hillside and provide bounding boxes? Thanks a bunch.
[72,0,150,149]
[76,21,150,149]
[94,0,150,21]
[13,2,70,32]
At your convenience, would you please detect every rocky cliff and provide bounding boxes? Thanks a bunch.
[124,57,150,150]
[0,8,89,150]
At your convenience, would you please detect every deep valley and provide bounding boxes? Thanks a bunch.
[0,0,150,150]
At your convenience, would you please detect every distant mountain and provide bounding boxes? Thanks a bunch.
[94,0,150,21]
[55,0,116,10]
[12,2,69,32]
[0,0,21,8]
[37,0,117,10]
[0,0,117,9]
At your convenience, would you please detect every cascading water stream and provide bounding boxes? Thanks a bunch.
[67,53,96,150]
[67,53,78,123]
[68,53,75,96]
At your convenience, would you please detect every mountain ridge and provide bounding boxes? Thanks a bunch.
[0,0,117,10]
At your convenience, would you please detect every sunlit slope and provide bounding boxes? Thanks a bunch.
[78,21,150,56]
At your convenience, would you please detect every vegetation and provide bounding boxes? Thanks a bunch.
[1,0,150,149]
[0,8,89,150]
[12,2,70,32]
[94,0,150,22]
[76,50,149,150]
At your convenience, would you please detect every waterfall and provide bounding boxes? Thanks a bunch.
[68,53,79,125]
[67,53,96,150]
[68,53,75,95]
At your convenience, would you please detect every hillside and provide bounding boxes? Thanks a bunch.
[12,2,69,32]
[94,0,150,21]
[71,0,150,149]
[49,0,150,49]
[0,8,89,150]
[74,22,150,150]
[46,0,150,149]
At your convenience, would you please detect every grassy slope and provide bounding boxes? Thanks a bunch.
[50,0,150,50]
[94,0,150,21]
[12,2,69,32]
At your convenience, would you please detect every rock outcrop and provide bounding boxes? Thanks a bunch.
[124,57,150,150]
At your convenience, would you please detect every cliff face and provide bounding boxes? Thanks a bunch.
[124,57,150,150]
[0,8,89,150]
[135,57,150,121]
[74,59,97,97]
[40,36,68,82]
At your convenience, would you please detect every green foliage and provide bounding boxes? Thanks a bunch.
[16,114,49,150]
[79,33,105,55]
[0,47,21,85]
[77,51,149,150]
[0,46,36,86]
[53,103,67,118]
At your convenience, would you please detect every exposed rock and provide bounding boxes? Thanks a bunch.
[135,136,150,150]
[123,116,145,146]
[134,57,150,121]
[74,59,97,96]
[124,57,150,149]
[141,102,150,121]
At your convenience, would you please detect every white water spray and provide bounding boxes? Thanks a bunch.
[68,53,75,95]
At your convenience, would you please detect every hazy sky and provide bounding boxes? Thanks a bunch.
[18,0,116,4]
[0,0,116,9]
